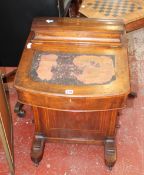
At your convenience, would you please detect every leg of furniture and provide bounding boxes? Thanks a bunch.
[31,134,45,165]
[14,18,130,169]
[2,68,17,80]
[14,102,25,117]
[104,138,116,170]
[0,69,25,119]
[128,91,137,98]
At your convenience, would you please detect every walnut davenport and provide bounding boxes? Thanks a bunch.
[14,17,131,169]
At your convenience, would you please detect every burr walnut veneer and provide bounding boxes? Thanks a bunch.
[14,17,130,169]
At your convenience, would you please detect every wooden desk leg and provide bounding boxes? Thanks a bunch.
[104,138,116,170]
[128,91,137,98]
[30,134,45,165]
[14,102,25,117]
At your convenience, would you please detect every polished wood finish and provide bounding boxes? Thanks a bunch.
[31,134,45,165]
[32,107,118,139]
[14,18,130,169]
[104,138,116,170]
[125,18,144,32]
[79,0,144,32]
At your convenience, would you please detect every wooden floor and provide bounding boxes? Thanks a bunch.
[0,28,144,175]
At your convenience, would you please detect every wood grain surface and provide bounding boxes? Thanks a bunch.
[79,0,144,31]
[14,17,130,167]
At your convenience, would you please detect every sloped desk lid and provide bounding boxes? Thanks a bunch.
[30,52,116,86]
[15,17,130,98]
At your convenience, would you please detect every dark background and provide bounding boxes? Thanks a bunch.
[0,0,60,66]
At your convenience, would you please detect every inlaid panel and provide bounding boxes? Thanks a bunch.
[33,107,118,139]
[30,52,116,86]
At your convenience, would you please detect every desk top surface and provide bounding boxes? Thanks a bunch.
[15,18,130,98]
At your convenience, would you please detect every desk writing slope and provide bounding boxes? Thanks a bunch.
[14,17,130,169]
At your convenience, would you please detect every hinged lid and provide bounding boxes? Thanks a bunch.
[31,17,125,47]
[14,17,130,110]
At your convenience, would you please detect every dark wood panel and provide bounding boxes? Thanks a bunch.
[32,107,118,139]
[14,17,130,168]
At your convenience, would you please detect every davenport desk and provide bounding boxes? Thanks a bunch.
[14,17,130,169]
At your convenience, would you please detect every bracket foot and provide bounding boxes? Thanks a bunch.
[104,138,116,169]
[31,134,45,165]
